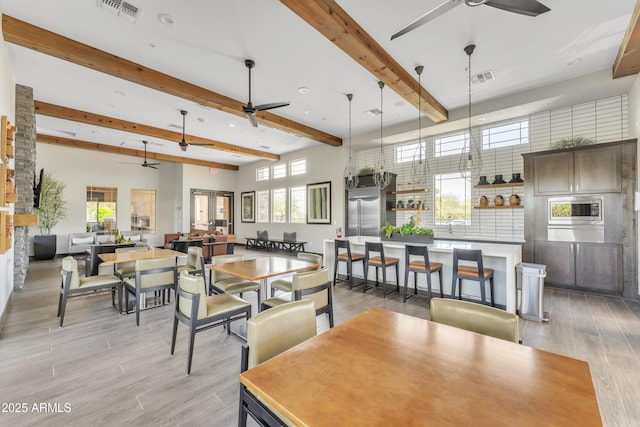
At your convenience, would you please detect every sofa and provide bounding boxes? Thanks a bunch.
[68,232,97,254]
[163,230,228,260]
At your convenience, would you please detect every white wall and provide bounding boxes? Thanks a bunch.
[235,144,346,253]
[0,7,16,321]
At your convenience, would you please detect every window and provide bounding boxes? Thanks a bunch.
[434,172,470,224]
[272,188,287,223]
[290,186,306,223]
[256,167,269,181]
[289,159,306,176]
[256,190,270,223]
[396,141,425,163]
[130,189,156,233]
[434,132,469,158]
[482,120,529,150]
[272,163,286,179]
[86,186,117,234]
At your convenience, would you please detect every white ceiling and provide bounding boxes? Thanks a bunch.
[0,0,637,168]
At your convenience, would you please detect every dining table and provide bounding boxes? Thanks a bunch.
[205,255,319,296]
[98,247,185,264]
[240,307,602,426]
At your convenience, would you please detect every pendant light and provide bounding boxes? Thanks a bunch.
[410,65,428,187]
[343,93,359,192]
[179,109,188,152]
[373,81,392,190]
[458,44,483,178]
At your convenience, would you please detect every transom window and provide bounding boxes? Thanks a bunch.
[272,164,286,179]
[290,159,306,176]
[256,167,269,182]
[396,141,425,163]
[482,120,529,150]
[434,132,469,158]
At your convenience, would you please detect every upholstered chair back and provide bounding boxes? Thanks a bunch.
[186,246,203,270]
[210,254,245,283]
[291,268,330,310]
[296,252,322,267]
[61,256,81,289]
[135,257,176,289]
[247,299,316,369]
[178,270,207,320]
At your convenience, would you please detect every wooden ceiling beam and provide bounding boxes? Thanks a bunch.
[37,134,239,171]
[280,0,448,123]
[613,0,640,78]
[2,14,341,147]
[34,101,279,161]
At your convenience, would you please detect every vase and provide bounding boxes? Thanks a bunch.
[509,194,521,206]
[34,235,57,260]
[494,195,504,206]
[479,195,488,206]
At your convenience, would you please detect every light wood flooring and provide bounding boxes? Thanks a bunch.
[1,249,640,426]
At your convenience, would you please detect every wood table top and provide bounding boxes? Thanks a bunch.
[98,248,184,265]
[240,307,602,427]
[206,256,318,281]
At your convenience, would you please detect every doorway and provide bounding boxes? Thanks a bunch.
[190,189,234,235]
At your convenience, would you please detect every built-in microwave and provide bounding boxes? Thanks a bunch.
[548,196,603,225]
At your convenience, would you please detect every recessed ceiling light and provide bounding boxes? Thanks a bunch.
[158,13,175,25]
[304,110,312,115]
[91,130,101,135]
[148,43,156,49]
[229,123,236,127]
[568,58,583,66]
[114,90,126,96]
[394,101,405,107]
[298,87,310,94]
[197,117,207,123]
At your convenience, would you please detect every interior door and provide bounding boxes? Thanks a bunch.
[190,189,234,234]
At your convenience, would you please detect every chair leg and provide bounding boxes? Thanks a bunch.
[333,258,339,287]
[438,269,444,298]
[256,289,262,311]
[382,267,387,298]
[451,274,457,299]
[426,270,433,300]
[171,315,179,355]
[395,265,399,293]
[490,276,495,307]
[187,324,196,375]
[238,387,249,427]
[135,289,141,327]
[479,278,486,305]
[363,262,368,293]
[58,291,69,327]
[347,260,353,290]
[403,266,409,303]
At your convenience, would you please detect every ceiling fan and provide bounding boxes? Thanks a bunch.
[177,110,214,152]
[242,59,290,127]
[391,0,551,40]
[139,140,160,169]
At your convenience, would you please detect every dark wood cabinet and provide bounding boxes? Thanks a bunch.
[533,145,621,196]
[575,242,623,294]
[535,240,575,287]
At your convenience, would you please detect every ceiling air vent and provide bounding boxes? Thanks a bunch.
[96,0,140,23]
[365,108,382,116]
[471,70,495,85]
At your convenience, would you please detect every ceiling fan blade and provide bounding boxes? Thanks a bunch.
[255,101,290,111]
[246,111,258,127]
[485,0,550,17]
[391,0,463,40]
[147,165,159,169]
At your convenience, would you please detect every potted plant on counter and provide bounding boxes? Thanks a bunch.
[34,172,67,260]
[380,216,434,243]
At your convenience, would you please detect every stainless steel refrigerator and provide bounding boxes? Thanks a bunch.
[346,185,395,237]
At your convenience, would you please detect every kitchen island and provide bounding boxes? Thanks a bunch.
[323,236,522,313]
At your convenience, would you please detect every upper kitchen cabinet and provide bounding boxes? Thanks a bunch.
[532,143,622,196]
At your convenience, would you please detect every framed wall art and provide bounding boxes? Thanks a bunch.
[307,181,331,224]
[241,191,255,223]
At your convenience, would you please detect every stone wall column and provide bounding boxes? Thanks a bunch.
[13,85,36,290]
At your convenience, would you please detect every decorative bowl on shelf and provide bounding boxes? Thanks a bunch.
[494,195,504,206]
[479,195,488,206]
[509,194,520,206]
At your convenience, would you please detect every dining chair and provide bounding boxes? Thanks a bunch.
[58,256,121,327]
[123,257,178,326]
[114,245,149,280]
[171,271,252,375]
[404,245,443,303]
[333,239,365,290]
[177,246,203,276]
[363,242,399,297]
[451,248,495,306]
[239,300,317,427]
[270,252,322,297]
[429,298,519,343]
[209,254,262,308]
[261,267,334,327]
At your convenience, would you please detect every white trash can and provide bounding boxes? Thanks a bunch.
[516,263,549,322]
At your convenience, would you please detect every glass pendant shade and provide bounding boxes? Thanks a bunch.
[344,93,359,192]
[410,65,428,187]
[459,44,483,178]
[374,81,392,190]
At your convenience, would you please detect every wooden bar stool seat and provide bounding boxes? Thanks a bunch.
[364,242,399,297]
[404,245,443,303]
[451,248,495,307]
[333,239,365,290]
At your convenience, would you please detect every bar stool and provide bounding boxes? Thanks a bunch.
[404,245,443,303]
[333,239,365,290]
[451,248,495,307]
[363,242,399,297]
